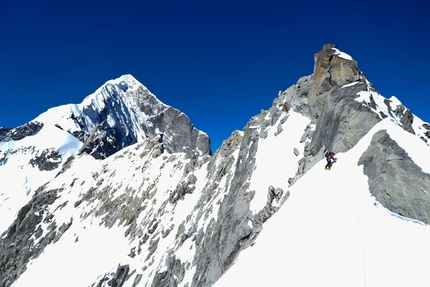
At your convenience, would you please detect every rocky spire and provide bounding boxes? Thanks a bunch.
[312,44,360,92]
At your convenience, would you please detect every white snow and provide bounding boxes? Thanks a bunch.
[105,74,147,92]
[354,85,430,146]
[411,114,430,145]
[389,95,402,107]
[8,150,127,287]
[214,119,430,287]
[342,81,360,88]
[0,123,83,233]
[332,47,353,60]
[248,111,310,212]
[13,217,132,287]
[355,90,403,125]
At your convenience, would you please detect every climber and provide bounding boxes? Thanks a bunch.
[324,150,337,170]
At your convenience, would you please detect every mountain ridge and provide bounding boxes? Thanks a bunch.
[1,44,430,287]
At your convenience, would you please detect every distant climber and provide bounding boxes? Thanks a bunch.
[324,150,337,170]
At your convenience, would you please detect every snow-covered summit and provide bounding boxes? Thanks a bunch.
[34,74,211,159]
[105,74,146,91]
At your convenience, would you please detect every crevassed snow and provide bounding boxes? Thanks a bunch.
[214,118,430,287]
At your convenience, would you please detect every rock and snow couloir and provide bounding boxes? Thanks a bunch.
[1,44,430,287]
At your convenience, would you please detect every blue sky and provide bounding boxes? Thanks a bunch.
[1,0,429,151]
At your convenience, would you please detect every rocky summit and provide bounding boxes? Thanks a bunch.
[1,44,430,287]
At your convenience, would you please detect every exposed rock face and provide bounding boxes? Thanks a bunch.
[0,122,44,143]
[36,75,211,159]
[97,264,130,287]
[298,44,379,156]
[358,130,430,224]
[399,109,415,134]
[144,106,211,157]
[312,44,361,98]
[0,187,71,287]
[29,148,62,171]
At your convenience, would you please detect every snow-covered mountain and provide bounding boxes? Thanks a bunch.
[0,75,210,234]
[1,44,430,287]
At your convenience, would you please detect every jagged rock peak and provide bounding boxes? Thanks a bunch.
[312,43,361,96]
[89,74,155,107]
[34,74,212,158]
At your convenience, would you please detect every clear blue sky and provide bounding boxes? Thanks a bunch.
[1,0,429,151]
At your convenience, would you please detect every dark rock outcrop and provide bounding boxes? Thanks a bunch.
[29,148,62,171]
[0,187,71,287]
[399,109,415,134]
[0,122,44,142]
[358,130,430,224]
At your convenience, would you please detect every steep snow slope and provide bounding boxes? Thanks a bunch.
[247,111,310,213]
[9,133,212,287]
[0,123,82,232]
[6,112,312,287]
[10,145,181,286]
[214,118,430,287]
